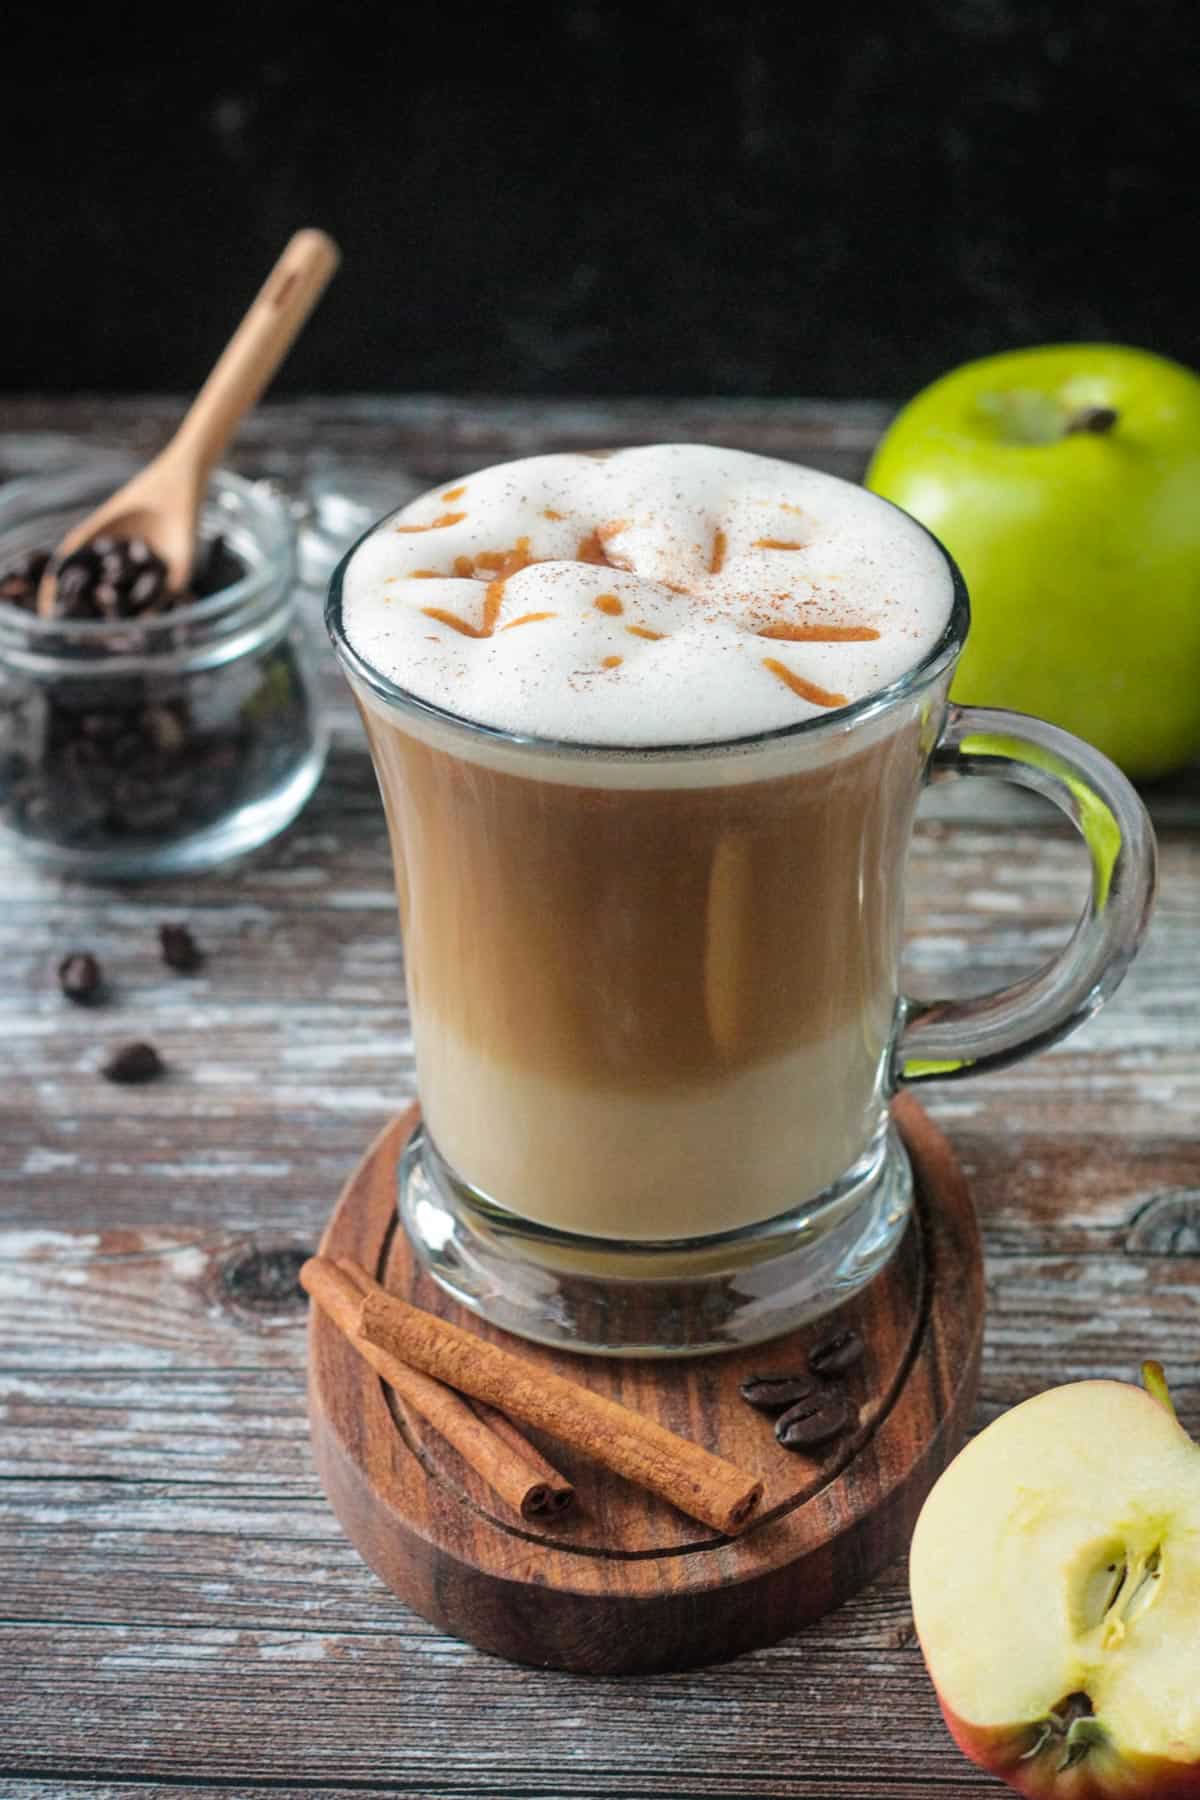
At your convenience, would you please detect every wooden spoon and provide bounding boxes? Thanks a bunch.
[37,228,340,617]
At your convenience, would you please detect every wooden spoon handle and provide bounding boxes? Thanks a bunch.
[169,229,340,481]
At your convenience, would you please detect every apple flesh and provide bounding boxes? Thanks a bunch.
[910,1371,1200,1797]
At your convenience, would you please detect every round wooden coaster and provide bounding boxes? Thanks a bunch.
[307,1092,983,1674]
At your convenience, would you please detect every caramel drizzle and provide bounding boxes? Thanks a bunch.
[709,528,728,574]
[501,610,557,630]
[627,624,665,641]
[601,655,623,669]
[762,657,846,709]
[757,622,880,643]
[441,485,467,501]
[421,536,534,639]
[421,607,487,639]
[594,592,624,616]
[543,507,565,520]
[410,569,442,578]
[754,537,806,551]
[396,511,467,533]
[576,529,611,565]
[475,543,530,575]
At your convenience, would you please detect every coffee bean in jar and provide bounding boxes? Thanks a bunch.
[0,461,328,878]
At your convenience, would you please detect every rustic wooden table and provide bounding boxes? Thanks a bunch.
[2,398,1197,1800]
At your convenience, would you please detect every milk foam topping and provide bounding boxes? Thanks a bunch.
[340,445,956,746]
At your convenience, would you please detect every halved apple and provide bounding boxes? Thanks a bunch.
[910,1367,1200,1797]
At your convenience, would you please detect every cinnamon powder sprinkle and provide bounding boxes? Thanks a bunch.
[602,655,623,669]
[441,486,466,501]
[627,624,666,641]
[501,611,557,630]
[396,512,467,533]
[762,657,847,708]
[754,538,806,551]
[758,623,880,643]
[543,507,565,520]
[594,593,624,616]
[709,528,728,574]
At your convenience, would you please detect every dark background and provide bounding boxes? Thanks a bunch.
[7,0,1199,398]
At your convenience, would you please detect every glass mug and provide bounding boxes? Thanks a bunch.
[327,517,1155,1356]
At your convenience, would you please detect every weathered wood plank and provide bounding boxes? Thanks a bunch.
[2,400,1198,1797]
[0,1615,995,1796]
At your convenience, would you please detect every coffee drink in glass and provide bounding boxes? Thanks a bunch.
[328,445,1154,1354]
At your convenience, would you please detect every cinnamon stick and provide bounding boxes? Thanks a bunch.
[301,1260,573,1521]
[312,1255,762,1535]
[333,1258,575,1517]
[334,1259,574,1516]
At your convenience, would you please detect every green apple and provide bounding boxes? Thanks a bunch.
[909,1364,1200,1797]
[866,344,1200,780]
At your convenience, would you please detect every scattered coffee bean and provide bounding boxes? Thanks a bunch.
[739,1373,818,1413]
[775,1391,855,1451]
[101,1041,165,1084]
[808,1327,865,1378]
[159,922,204,974]
[57,950,103,1004]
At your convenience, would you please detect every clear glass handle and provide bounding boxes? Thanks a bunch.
[897,705,1157,1085]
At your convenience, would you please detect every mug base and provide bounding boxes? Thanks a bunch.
[398,1120,913,1357]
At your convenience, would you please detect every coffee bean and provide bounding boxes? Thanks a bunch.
[159,922,204,974]
[193,534,245,596]
[142,704,186,754]
[80,712,123,744]
[739,1373,818,1412]
[0,574,36,609]
[11,549,49,584]
[101,1041,165,1084]
[59,545,101,581]
[807,1327,865,1378]
[53,561,98,619]
[57,951,103,1004]
[775,1391,855,1450]
[129,569,165,611]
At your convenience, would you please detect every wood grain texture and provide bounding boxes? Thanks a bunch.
[306,1098,981,1672]
[1,401,1198,1795]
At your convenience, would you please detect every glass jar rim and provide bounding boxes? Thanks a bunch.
[325,506,970,763]
[0,464,295,666]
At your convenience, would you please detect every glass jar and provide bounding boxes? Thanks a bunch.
[0,457,328,877]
